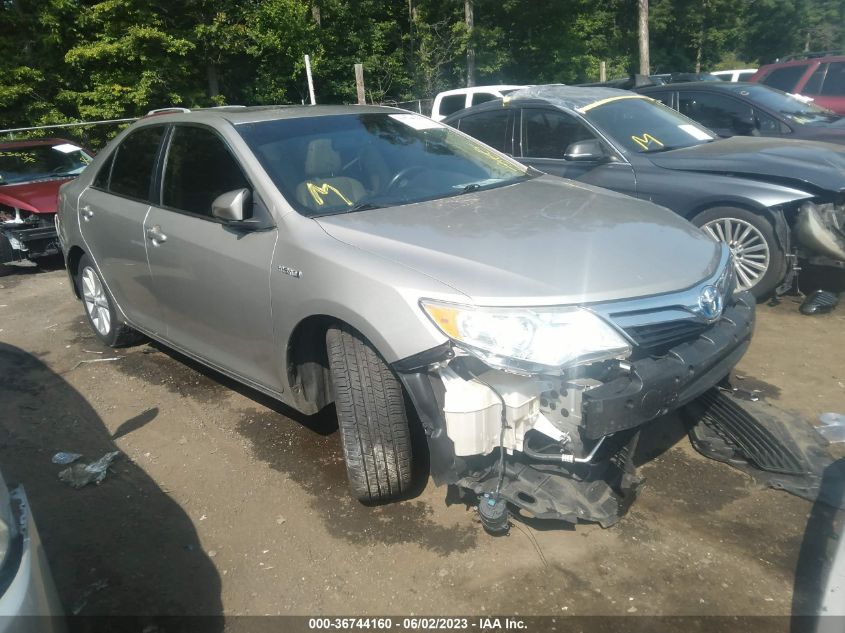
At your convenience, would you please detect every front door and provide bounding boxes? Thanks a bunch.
[144,125,279,390]
[516,107,637,196]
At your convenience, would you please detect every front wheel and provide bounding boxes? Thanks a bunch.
[326,324,413,503]
[77,254,144,347]
[691,206,786,299]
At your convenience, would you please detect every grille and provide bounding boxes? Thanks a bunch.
[623,319,708,350]
[697,390,806,476]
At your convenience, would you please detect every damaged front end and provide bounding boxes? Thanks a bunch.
[0,206,60,264]
[793,199,845,267]
[395,253,755,528]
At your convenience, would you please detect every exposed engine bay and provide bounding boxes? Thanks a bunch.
[396,291,756,532]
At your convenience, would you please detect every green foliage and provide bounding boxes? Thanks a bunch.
[1,0,840,145]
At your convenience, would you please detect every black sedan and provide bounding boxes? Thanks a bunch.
[444,85,845,299]
[636,81,845,144]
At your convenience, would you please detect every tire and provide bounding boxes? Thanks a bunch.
[326,324,413,503]
[0,233,15,267]
[691,206,786,300]
[76,254,144,347]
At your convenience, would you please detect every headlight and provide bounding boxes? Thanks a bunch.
[421,300,631,374]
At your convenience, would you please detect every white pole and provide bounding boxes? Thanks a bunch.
[304,54,316,105]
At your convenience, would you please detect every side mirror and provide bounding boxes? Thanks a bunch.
[564,139,606,162]
[212,188,251,222]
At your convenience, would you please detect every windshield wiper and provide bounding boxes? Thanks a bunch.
[345,202,384,213]
[461,183,483,193]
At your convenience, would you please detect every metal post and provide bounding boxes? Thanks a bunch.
[304,54,316,105]
[355,63,366,105]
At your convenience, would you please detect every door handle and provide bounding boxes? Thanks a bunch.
[146,225,167,245]
[81,205,94,221]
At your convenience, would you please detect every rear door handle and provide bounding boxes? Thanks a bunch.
[146,225,167,245]
[81,205,94,221]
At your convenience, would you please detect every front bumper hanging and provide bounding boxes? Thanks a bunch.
[395,292,756,525]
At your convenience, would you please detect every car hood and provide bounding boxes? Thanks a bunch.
[0,179,68,213]
[646,137,845,194]
[316,176,722,305]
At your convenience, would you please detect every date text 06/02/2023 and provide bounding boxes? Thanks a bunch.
[307,617,528,631]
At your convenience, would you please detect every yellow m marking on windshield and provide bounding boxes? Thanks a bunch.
[630,133,664,151]
[306,182,353,207]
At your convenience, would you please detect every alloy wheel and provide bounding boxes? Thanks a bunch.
[701,217,770,292]
[81,266,112,336]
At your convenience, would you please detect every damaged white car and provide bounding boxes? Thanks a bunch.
[57,106,754,531]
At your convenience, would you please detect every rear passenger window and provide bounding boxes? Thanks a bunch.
[470,93,498,107]
[438,94,468,117]
[162,126,250,217]
[820,62,845,96]
[759,65,809,92]
[92,152,115,190]
[108,126,165,201]
[458,110,510,152]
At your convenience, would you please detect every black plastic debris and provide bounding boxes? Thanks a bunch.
[684,389,845,510]
[800,289,840,315]
[477,493,509,535]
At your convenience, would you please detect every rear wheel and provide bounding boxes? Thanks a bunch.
[77,254,144,347]
[326,324,413,503]
[691,206,786,299]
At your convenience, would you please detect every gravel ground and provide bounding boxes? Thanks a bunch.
[0,259,843,623]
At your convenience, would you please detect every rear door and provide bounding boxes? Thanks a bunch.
[516,107,637,196]
[144,124,279,389]
[78,125,165,331]
[676,91,784,138]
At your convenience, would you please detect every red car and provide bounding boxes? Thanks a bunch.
[0,138,93,264]
[750,53,845,114]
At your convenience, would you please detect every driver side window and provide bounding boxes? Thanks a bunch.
[162,126,251,218]
[521,109,597,159]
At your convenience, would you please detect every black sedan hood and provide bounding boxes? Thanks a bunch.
[647,137,845,194]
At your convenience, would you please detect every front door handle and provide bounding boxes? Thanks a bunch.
[81,205,94,221]
[146,225,167,245]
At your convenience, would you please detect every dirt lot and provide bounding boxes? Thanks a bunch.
[0,259,843,622]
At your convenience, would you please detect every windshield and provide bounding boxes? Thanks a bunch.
[237,112,530,216]
[0,142,92,185]
[584,97,716,153]
[732,84,842,126]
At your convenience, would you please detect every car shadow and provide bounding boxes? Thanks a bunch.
[0,343,223,627]
[791,457,845,627]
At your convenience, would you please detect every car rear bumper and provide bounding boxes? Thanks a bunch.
[0,487,64,631]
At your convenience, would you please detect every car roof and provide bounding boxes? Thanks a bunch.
[505,84,648,111]
[640,81,759,92]
[138,104,403,126]
[759,54,845,70]
[436,85,524,98]
[0,137,81,150]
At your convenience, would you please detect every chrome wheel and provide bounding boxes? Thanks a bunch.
[81,266,111,336]
[701,217,770,291]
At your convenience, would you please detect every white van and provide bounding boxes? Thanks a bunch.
[430,85,525,121]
